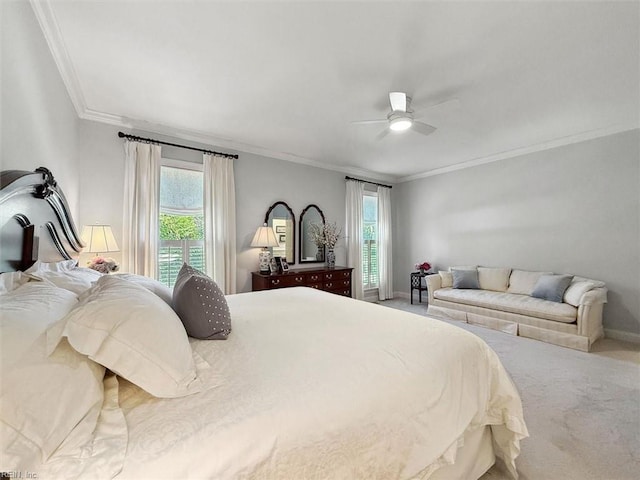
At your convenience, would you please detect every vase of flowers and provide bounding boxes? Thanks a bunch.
[309,222,342,268]
[87,256,119,274]
[415,261,431,274]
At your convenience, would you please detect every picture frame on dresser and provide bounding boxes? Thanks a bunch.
[270,257,280,273]
[280,258,290,272]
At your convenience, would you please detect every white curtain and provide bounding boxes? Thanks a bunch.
[345,180,364,300]
[122,141,161,277]
[203,153,237,294]
[377,185,393,300]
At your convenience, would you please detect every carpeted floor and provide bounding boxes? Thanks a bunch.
[378,298,640,480]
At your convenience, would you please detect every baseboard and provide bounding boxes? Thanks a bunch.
[394,291,410,300]
[604,328,640,344]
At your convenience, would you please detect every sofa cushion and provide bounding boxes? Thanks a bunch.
[564,281,599,306]
[434,288,577,323]
[507,270,551,295]
[531,274,573,303]
[452,268,480,289]
[478,267,511,292]
[572,276,606,288]
[438,271,453,288]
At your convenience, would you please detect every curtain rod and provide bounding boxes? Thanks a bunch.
[117,132,239,159]
[345,175,392,189]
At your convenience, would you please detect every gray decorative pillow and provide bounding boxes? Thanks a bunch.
[172,264,231,340]
[452,268,480,289]
[531,274,574,303]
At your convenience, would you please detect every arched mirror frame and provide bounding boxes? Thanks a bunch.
[264,201,296,265]
[299,204,326,264]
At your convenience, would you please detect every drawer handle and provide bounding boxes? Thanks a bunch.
[326,274,333,279]
[343,280,350,286]
[295,276,304,282]
[271,279,280,285]
[311,275,319,281]
[326,282,333,288]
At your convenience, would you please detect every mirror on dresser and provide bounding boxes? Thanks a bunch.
[299,204,326,264]
[264,201,295,265]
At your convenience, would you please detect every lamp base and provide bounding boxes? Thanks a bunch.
[258,250,272,274]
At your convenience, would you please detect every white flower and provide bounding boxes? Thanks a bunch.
[307,222,343,249]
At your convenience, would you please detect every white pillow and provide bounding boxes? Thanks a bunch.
[507,270,552,295]
[25,259,78,273]
[478,267,512,292]
[48,275,205,398]
[0,271,29,294]
[25,267,103,295]
[112,272,173,305]
[563,281,599,306]
[572,276,606,288]
[0,283,104,470]
[438,271,453,288]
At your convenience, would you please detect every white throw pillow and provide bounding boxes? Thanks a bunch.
[507,270,552,295]
[571,276,606,288]
[438,271,453,288]
[478,267,512,292]
[113,272,173,305]
[0,283,105,470]
[48,275,205,398]
[563,281,598,306]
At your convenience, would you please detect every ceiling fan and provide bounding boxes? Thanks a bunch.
[352,92,452,140]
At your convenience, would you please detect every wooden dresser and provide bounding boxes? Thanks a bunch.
[251,266,353,297]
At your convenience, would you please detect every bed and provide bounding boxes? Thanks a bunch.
[0,168,528,479]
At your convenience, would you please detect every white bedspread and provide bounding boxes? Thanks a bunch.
[55,287,528,479]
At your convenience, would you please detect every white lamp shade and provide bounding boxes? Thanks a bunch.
[250,225,280,248]
[81,224,120,253]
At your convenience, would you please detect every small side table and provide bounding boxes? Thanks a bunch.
[411,271,435,304]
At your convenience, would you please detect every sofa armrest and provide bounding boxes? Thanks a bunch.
[579,287,608,306]
[577,288,607,341]
[426,274,442,303]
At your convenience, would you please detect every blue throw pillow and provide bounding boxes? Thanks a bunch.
[531,274,574,303]
[452,269,480,289]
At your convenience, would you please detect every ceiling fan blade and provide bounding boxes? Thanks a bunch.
[350,119,388,125]
[412,121,437,137]
[376,128,390,141]
[413,97,461,118]
[389,92,407,112]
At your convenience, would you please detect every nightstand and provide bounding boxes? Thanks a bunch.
[410,271,435,304]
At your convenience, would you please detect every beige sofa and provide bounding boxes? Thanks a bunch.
[425,267,607,352]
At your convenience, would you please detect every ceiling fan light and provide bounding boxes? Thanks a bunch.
[389,118,412,131]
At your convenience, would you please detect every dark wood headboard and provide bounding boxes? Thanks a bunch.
[0,168,83,272]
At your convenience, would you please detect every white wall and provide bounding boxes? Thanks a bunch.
[1,0,80,216]
[394,129,640,336]
[76,120,348,292]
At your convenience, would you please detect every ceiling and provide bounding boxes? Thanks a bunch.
[35,0,639,182]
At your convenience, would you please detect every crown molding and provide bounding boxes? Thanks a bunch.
[30,0,86,116]
[397,123,640,183]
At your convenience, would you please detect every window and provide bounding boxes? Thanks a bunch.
[362,192,378,289]
[158,160,204,287]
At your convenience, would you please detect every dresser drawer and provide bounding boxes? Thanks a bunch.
[288,273,307,286]
[305,272,323,283]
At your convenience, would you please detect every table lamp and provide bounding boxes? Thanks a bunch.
[250,224,279,273]
[81,224,120,255]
